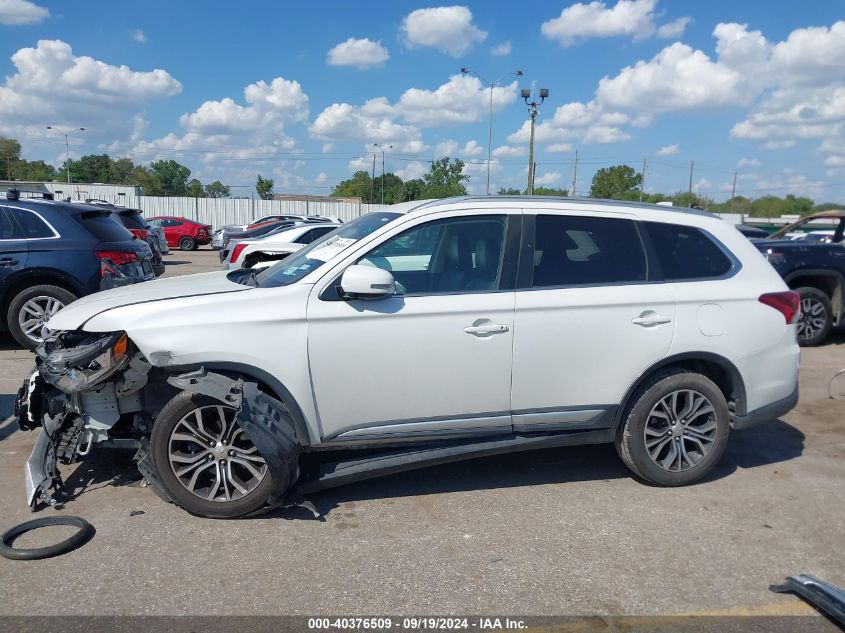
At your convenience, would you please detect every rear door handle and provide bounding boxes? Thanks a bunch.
[464,323,510,335]
[632,312,672,327]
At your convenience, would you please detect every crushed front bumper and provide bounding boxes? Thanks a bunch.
[16,370,62,509]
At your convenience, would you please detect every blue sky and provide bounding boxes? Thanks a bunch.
[1,0,844,201]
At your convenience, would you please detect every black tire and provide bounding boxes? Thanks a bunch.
[6,284,77,350]
[0,516,95,560]
[795,286,832,347]
[616,370,730,486]
[179,236,196,251]
[150,391,287,518]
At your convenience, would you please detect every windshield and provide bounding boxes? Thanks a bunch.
[255,211,400,288]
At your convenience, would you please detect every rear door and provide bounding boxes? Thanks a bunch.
[0,206,28,292]
[510,212,676,431]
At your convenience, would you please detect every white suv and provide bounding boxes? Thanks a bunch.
[18,197,800,518]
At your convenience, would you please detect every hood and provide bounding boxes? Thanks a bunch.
[48,270,250,331]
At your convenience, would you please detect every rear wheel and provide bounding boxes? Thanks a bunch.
[178,236,196,251]
[7,285,77,350]
[795,286,832,347]
[616,370,730,486]
[151,391,289,518]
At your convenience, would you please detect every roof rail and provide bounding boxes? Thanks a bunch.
[5,188,54,201]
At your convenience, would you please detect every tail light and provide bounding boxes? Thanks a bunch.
[129,228,148,241]
[759,291,800,324]
[230,243,248,263]
[96,250,140,279]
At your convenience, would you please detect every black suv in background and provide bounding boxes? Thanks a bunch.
[82,201,165,276]
[0,192,155,349]
[754,210,845,346]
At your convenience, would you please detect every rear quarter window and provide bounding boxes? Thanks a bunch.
[118,211,148,230]
[74,211,133,242]
[645,222,734,280]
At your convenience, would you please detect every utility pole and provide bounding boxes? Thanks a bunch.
[571,149,578,196]
[522,86,549,195]
[460,68,523,195]
[730,170,737,211]
[639,157,647,202]
[372,143,392,205]
[688,160,695,194]
[370,153,376,203]
[46,126,85,184]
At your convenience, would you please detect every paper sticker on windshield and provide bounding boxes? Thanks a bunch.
[308,237,356,262]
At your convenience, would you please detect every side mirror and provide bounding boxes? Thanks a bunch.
[339,264,395,300]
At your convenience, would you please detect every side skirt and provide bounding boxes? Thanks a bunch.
[296,428,615,494]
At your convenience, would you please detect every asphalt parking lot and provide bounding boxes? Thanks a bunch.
[0,247,842,618]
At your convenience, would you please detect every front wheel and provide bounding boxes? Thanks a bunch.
[795,286,832,347]
[616,370,730,486]
[7,285,77,349]
[150,392,283,518]
[178,236,196,251]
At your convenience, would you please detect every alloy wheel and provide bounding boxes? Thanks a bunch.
[168,405,267,502]
[643,389,717,472]
[18,296,65,344]
[797,297,826,343]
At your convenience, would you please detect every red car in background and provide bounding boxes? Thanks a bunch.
[145,216,213,250]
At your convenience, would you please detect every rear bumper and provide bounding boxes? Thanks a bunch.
[733,384,798,430]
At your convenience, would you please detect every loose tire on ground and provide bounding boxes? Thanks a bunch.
[0,516,95,560]
[616,369,731,487]
[178,236,197,251]
[7,284,77,350]
[150,391,296,518]
[795,286,833,347]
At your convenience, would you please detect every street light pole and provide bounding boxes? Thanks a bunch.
[372,143,393,205]
[521,87,549,195]
[460,68,523,195]
[46,126,85,184]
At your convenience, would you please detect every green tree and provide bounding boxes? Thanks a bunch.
[186,178,205,197]
[498,187,521,195]
[132,165,157,194]
[532,186,569,196]
[403,178,426,201]
[112,158,136,184]
[590,165,642,199]
[0,137,22,179]
[204,180,230,198]
[256,174,274,200]
[15,160,57,181]
[422,157,468,198]
[148,159,191,196]
[332,171,374,201]
[63,154,116,183]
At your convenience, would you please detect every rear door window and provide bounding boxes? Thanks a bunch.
[644,222,733,280]
[74,210,132,242]
[8,208,56,239]
[531,215,647,287]
[0,207,22,239]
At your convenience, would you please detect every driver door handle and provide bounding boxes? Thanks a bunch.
[464,323,509,335]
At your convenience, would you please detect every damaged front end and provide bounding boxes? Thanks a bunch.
[16,330,155,510]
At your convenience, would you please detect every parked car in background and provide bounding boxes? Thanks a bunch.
[1,191,155,349]
[145,216,212,250]
[212,214,334,250]
[755,211,845,346]
[223,222,340,269]
[735,224,769,239]
[79,201,165,277]
[22,196,799,517]
[218,220,300,258]
[149,225,169,255]
[792,230,835,243]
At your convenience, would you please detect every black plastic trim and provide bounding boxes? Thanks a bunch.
[733,385,798,430]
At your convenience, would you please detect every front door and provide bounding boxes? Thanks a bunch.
[306,212,519,441]
[510,212,676,431]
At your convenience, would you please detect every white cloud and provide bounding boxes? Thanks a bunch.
[541,0,689,46]
[738,157,761,168]
[655,143,679,156]
[124,76,307,172]
[534,172,562,186]
[0,0,48,25]
[398,74,516,126]
[309,98,422,152]
[315,171,329,185]
[401,6,487,57]
[0,39,180,144]
[492,145,525,157]
[327,37,389,69]
[491,41,511,56]
[322,143,334,153]
[546,142,573,153]
[130,29,147,43]
[396,161,428,181]
[508,100,632,146]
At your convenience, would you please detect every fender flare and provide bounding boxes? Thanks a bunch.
[613,352,747,428]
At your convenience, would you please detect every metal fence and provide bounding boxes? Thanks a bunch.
[118,195,385,227]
